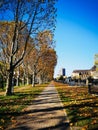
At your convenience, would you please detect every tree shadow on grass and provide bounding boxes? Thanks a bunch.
[65,101,98,130]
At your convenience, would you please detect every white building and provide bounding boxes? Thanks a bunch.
[72,66,98,79]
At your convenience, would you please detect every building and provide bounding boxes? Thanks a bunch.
[56,68,66,79]
[72,66,97,80]
[90,66,98,79]
[59,68,66,76]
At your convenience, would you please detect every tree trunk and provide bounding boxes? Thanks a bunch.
[23,77,25,85]
[38,76,42,84]
[26,76,29,85]
[32,72,35,87]
[86,79,88,86]
[1,75,4,89]
[16,76,19,86]
[16,69,20,86]
[22,75,25,85]
[5,69,14,96]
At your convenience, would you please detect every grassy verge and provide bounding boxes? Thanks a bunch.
[54,81,98,130]
[0,83,48,130]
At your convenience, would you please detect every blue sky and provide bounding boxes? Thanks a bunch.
[54,0,98,77]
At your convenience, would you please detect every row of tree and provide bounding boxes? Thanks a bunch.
[0,0,57,96]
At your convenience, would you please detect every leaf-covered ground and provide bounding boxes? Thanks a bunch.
[55,81,98,130]
[0,84,47,130]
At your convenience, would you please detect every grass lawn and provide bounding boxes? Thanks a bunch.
[0,84,48,130]
[54,81,98,130]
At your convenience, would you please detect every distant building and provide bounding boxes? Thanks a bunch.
[72,69,90,79]
[90,66,98,79]
[62,68,66,76]
[59,68,66,77]
[72,65,98,79]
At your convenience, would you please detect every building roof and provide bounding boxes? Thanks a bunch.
[72,66,96,73]
[73,70,89,73]
[90,65,96,71]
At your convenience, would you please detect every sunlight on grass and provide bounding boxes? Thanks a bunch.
[54,81,98,130]
[0,83,48,129]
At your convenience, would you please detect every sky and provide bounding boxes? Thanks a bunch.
[54,0,98,77]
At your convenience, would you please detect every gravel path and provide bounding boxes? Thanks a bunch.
[6,82,70,130]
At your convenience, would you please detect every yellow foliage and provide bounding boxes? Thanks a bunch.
[1,119,5,123]
[0,126,3,130]
[70,123,73,126]
[91,119,97,124]
[81,127,87,130]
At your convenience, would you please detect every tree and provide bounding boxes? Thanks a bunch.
[0,0,57,95]
[38,48,57,83]
[94,54,98,71]
[22,30,57,86]
[32,31,57,85]
[23,44,36,86]
[0,61,7,89]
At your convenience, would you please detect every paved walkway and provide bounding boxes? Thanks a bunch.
[7,82,71,130]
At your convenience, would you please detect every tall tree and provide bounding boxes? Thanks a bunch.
[31,30,55,86]
[38,48,57,83]
[23,30,57,86]
[0,0,57,95]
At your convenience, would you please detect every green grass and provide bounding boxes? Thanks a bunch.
[54,82,98,130]
[0,83,48,129]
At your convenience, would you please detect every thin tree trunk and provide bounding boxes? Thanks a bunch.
[38,76,42,84]
[16,69,20,86]
[16,76,19,86]
[32,72,35,87]
[22,75,25,85]
[26,76,29,85]
[5,69,14,96]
